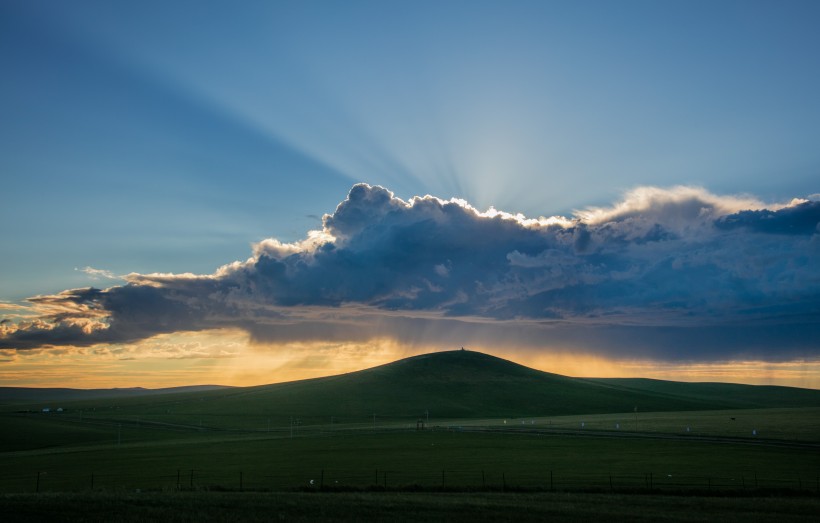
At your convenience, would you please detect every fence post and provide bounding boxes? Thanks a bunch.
[240,471,243,492]
[502,473,506,491]
[482,470,485,488]
[375,469,378,486]
[35,472,40,493]
[550,470,553,491]
[609,474,613,491]
[177,469,180,490]
[91,473,94,490]
[442,470,445,488]
[383,471,387,488]
[190,469,194,488]
[320,470,324,489]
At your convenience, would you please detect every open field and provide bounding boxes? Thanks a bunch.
[3,491,820,523]
[2,419,818,494]
[3,406,819,454]
[2,351,818,521]
[456,407,820,442]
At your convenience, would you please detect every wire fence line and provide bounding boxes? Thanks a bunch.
[7,468,819,495]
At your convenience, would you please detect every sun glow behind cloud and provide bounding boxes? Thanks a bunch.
[0,330,423,388]
[2,2,820,391]
[3,329,819,390]
[2,184,819,386]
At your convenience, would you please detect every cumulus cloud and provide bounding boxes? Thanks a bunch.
[2,184,819,362]
[77,266,120,280]
[0,303,23,311]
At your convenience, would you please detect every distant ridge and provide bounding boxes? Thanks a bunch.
[0,384,231,404]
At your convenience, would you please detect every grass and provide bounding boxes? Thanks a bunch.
[589,378,820,409]
[3,350,819,520]
[2,491,820,522]
[3,405,818,455]
[2,427,818,493]
[465,407,820,442]
[5,351,819,429]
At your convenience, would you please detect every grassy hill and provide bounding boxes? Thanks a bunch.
[212,350,733,419]
[233,349,820,418]
[2,349,820,458]
[7,349,817,431]
[587,378,820,409]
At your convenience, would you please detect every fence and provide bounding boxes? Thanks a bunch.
[6,468,819,495]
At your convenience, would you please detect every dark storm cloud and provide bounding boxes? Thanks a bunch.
[2,184,819,361]
[716,201,820,235]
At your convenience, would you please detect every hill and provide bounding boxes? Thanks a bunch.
[213,349,820,419]
[3,350,819,424]
[588,378,820,409]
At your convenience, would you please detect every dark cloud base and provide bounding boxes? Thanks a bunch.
[2,184,819,363]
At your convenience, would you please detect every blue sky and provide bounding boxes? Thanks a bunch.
[1,1,819,387]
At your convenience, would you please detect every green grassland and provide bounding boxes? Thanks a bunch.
[5,351,818,435]
[589,377,820,409]
[2,420,818,493]
[460,407,820,442]
[3,405,820,453]
[2,491,820,523]
[2,350,819,521]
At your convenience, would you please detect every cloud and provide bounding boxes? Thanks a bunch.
[2,184,819,362]
[0,303,22,311]
[76,266,120,280]
[715,201,820,235]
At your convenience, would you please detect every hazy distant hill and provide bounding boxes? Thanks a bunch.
[3,350,818,420]
[0,385,231,405]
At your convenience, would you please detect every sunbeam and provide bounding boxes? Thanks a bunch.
[2,0,819,388]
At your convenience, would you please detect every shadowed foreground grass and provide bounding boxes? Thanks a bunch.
[4,429,818,493]
[1,491,819,522]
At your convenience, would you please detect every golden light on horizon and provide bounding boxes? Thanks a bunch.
[1,330,819,391]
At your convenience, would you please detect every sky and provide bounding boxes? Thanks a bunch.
[1,0,819,389]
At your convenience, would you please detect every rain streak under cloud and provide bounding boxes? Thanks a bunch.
[3,184,819,364]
